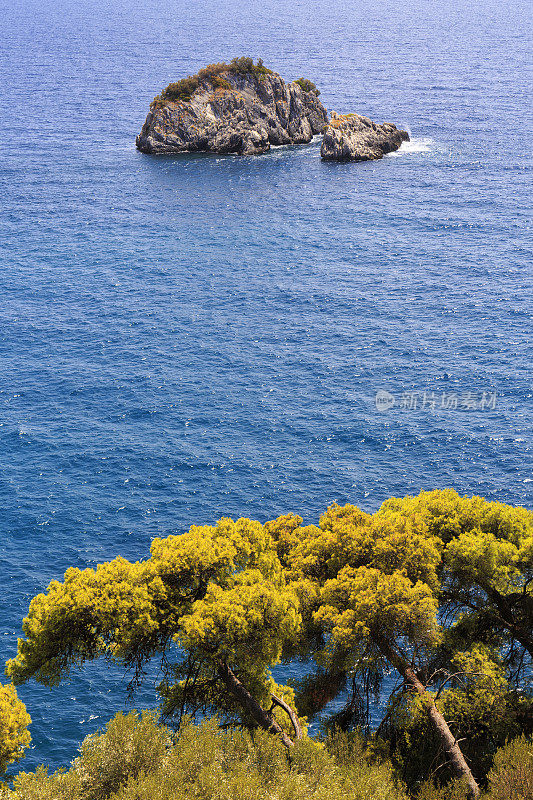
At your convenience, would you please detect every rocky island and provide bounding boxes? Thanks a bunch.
[136,58,328,156]
[136,58,409,160]
[321,111,409,161]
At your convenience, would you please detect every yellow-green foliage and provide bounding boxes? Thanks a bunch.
[2,711,531,800]
[378,489,532,573]
[3,711,170,800]
[281,500,442,677]
[1,765,82,800]
[0,684,30,775]
[376,490,533,654]
[2,713,407,800]
[74,710,171,799]
[415,778,473,800]
[436,646,511,732]
[6,517,293,685]
[5,490,531,789]
[487,735,533,800]
[6,557,165,686]
[5,516,303,737]
[179,570,300,670]
[316,566,439,662]
[285,500,441,587]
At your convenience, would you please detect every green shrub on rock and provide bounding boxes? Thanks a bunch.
[161,75,200,101]
[294,77,320,96]
[228,57,272,76]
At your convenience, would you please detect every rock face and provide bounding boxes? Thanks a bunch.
[320,112,409,161]
[136,69,328,156]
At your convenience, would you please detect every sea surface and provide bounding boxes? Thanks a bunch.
[0,0,532,774]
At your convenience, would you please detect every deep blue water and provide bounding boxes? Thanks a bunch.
[1,0,532,774]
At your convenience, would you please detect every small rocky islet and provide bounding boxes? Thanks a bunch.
[136,57,409,161]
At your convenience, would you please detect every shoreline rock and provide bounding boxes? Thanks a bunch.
[136,61,328,156]
[320,111,409,161]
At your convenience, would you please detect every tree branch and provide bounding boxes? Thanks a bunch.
[271,694,302,740]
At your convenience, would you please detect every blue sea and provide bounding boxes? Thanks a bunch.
[1,0,532,774]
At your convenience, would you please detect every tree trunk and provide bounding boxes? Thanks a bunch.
[271,693,302,740]
[375,636,480,799]
[216,661,294,748]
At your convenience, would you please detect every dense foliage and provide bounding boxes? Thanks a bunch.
[0,711,412,800]
[1,712,531,800]
[4,490,532,795]
[0,684,30,775]
[487,735,533,800]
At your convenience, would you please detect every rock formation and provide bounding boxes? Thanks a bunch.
[136,60,328,156]
[320,111,409,161]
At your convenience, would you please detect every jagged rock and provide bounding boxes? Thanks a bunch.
[320,112,409,161]
[136,66,328,156]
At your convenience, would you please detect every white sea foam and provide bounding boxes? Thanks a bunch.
[270,134,321,151]
[387,136,435,156]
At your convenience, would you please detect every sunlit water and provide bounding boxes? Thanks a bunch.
[0,0,531,773]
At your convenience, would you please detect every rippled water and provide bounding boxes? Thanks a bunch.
[1,0,532,772]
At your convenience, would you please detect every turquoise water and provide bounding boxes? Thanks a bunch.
[1,0,532,772]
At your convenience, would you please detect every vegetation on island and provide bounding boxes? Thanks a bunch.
[153,59,320,105]
[157,58,273,103]
[294,77,320,96]
[1,489,532,799]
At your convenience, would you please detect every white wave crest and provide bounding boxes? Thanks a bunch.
[388,137,435,156]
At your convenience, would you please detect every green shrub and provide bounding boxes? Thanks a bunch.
[112,722,406,800]
[4,713,408,800]
[487,735,533,800]
[0,683,31,776]
[323,729,406,800]
[228,57,272,76]
[228,56,254,74]
[4,764,81,800]
[74,710,172,800]
[211,75,232,91]
[161,75,200,102]
[294,77,320,96]
[197,62,228,80]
